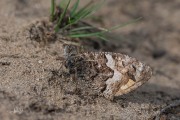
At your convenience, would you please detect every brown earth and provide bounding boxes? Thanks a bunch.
[0,0,180,120]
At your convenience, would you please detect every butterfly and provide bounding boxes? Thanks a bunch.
[63,45,152,100]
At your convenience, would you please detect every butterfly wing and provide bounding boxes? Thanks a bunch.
[64,45,152,100]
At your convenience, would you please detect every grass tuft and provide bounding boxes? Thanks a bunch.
[55,0,71,32]
[51,0,141,41]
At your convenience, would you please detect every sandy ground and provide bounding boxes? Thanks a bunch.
[0,0,180,120]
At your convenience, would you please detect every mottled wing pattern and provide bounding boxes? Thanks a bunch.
[64,45,152,100]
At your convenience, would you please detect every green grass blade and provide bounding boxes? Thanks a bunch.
[68,31,103,38]
[70,26,95,32]
[70,0,105,24]
[96,34,109,41]
[70,9,91,23]
[107,17,142,32]
[70,0,80,17]
[70,6,96,24]
[71,0,94,18]
[68,32,109,41]
[60,0,68,9]
[55,0,71,32]
[50,0,55,21]
[73,1,103,19]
